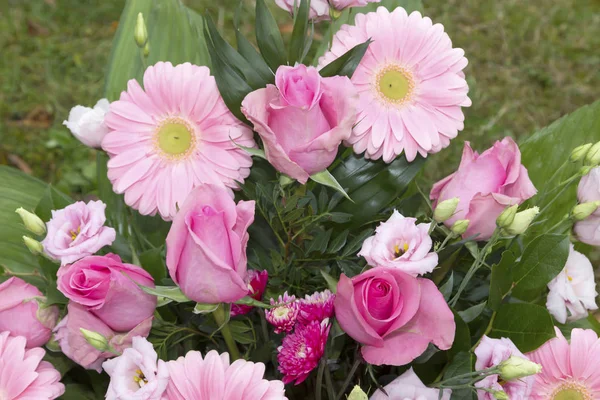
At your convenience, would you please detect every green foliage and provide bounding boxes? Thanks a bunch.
[319,40,371,78]
[287,0,311,64]
[255,0,287,71]
[490,303,555,352]
[442,352,476,400]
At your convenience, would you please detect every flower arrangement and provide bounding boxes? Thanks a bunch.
[1,0,600,399]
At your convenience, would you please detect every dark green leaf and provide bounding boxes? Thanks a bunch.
[255,0,286,71]
[439,272,454,302]
[311,170,352,201]
[235,29,274,84]
[443,352,475,400]
[488,248,517,310]
[139,247,167,282]
[319,40,371,78]
[328,229,350,253]
[449,309,471,357]
[35,185,73,222]
[511,234,570,301]
[341,228,374,257]
[458,302,487,323]
[61,384,97,400]
[490,303,555,352]
[139,285,191,303]
[288,0,310,64]
[320,270,339,293]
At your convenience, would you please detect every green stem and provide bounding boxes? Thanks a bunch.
[316,358,326,400]
[213,304,241,361]
[472,311,496,351]
[436,232,456,253]
[335,359,361,400]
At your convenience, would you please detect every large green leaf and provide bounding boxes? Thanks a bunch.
[331,154,425,226]
[255,0,286,71]
[488,247,518,311]
[0,166,47,285]
[489,303,555,352]
[520,100,600,232]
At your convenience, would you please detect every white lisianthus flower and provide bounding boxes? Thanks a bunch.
[63,98,110,148]
[546,244,598,323]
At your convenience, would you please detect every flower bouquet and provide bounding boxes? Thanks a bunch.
[2,0,600,399]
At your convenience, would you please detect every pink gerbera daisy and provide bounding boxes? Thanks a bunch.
[0,332,65,399]
[527,327,600,399]
[102,62,255,220]
[319,7,471,163]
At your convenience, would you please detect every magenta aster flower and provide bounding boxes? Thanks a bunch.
[265,292,299,334]
[297,290,335,325]
[277,319,331,385]
[102,62,255,221]
[231,270,269,317]
[319,7,471,163]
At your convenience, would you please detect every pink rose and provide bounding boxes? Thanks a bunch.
[474,336,535,400]
[358,210,438,276]
[335,267,455,366]
[57,254,156,332]
[430,137,536,240]
[370,368,451,400]
[230,269,268,317]
[0,277,59,348]
[242,65,358,183]
[42,200,116,265]
[166,184,255,304]
[54,302,153,372]
[274,0,330,21]
[575,167,600,246]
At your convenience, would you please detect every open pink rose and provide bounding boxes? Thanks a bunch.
[166,184,255,304]
[335,267,455,366]
[54,302,153,372]
[430,137,536,240]
[57,254,156,332]
[242,65,358,183]
[358,210,438,277]
[42,200,116,265]
[575,167,600,246]
[0,277,59,348]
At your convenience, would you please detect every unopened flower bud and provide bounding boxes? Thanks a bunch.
[505,207,539,235]
[45,335,61,352]
[496,204,518,229]
[347,385,368,400]
[451,219,469,235]
[572,201,600,221]
[15,208,46,236]
[491,390,509,400]
[143,42,150,57]
[585,142,600,166]
[23,236,43,255]
[329,7,343,19]
[434,197,459,223]
[134,12,148,48]
[570,143,592,163]
[498,356,542,381]
[80,328,109,352]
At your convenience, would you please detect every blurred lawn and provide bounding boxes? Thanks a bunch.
[1,0,599,194]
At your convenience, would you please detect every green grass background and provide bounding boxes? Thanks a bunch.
[1,0,599,195]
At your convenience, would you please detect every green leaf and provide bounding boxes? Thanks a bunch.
[439,272,454,302]
[193,303,219,314]
[61,384,97,400]
[458,302,487,323]
[237,144,267,160]
[255,0,286,71]
[443,351,475,400]
[34,185,73,222]
[0,166,48,286]
[288,0,310,64]
[319,40,371,78]
[138,247,167,282]
[311,170,352,201]
[328,229,350,253]
[138,284,191,303]
[331,154,425,227]
[511,234,570,301]
[490,303,555,352]
[320,269,339,293]
[235,31,273,85]
[520,100,600,232]
[449,309,471,357]
[488,248,518,310]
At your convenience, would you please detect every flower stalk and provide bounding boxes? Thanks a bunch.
[213,304,241,361]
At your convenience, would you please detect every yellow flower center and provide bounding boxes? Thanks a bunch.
[552,381,592,400]
[70,226,81,241]
[155,117,196,160]
[133,369,148,388]
[393,242,410,258]
[376,65,415,105]
[274,306,290,319]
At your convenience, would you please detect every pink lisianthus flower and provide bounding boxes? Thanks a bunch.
[242,64,358,184]
[527,327,600,399]
[265,292,299,334]
[41,200,116,265]
[277,319,331,385]
[335,267,455,366]
[358,210,438,276]
[231,269,268,317]
[370,368,451,400]
[0,332,65,399]
[297,289,335,325]
[574,167,600,245]
[0,277,59,348]
[103,336,169,400]
[430,137,537,240]
[54,302,153,372]
[164,349,287,400]
[474,336,535,400]
[57,254,156,332]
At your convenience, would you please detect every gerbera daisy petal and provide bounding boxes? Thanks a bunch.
[103,62,255,220]
[320,6,470,162]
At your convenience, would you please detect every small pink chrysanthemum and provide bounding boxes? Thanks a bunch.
[297,290,335,325]
[319,7,471,163]
[527,327,600,399]
[0,332,65,399]
[277,319,331,385]
[102,62,255,221]
[265,292,299,334]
